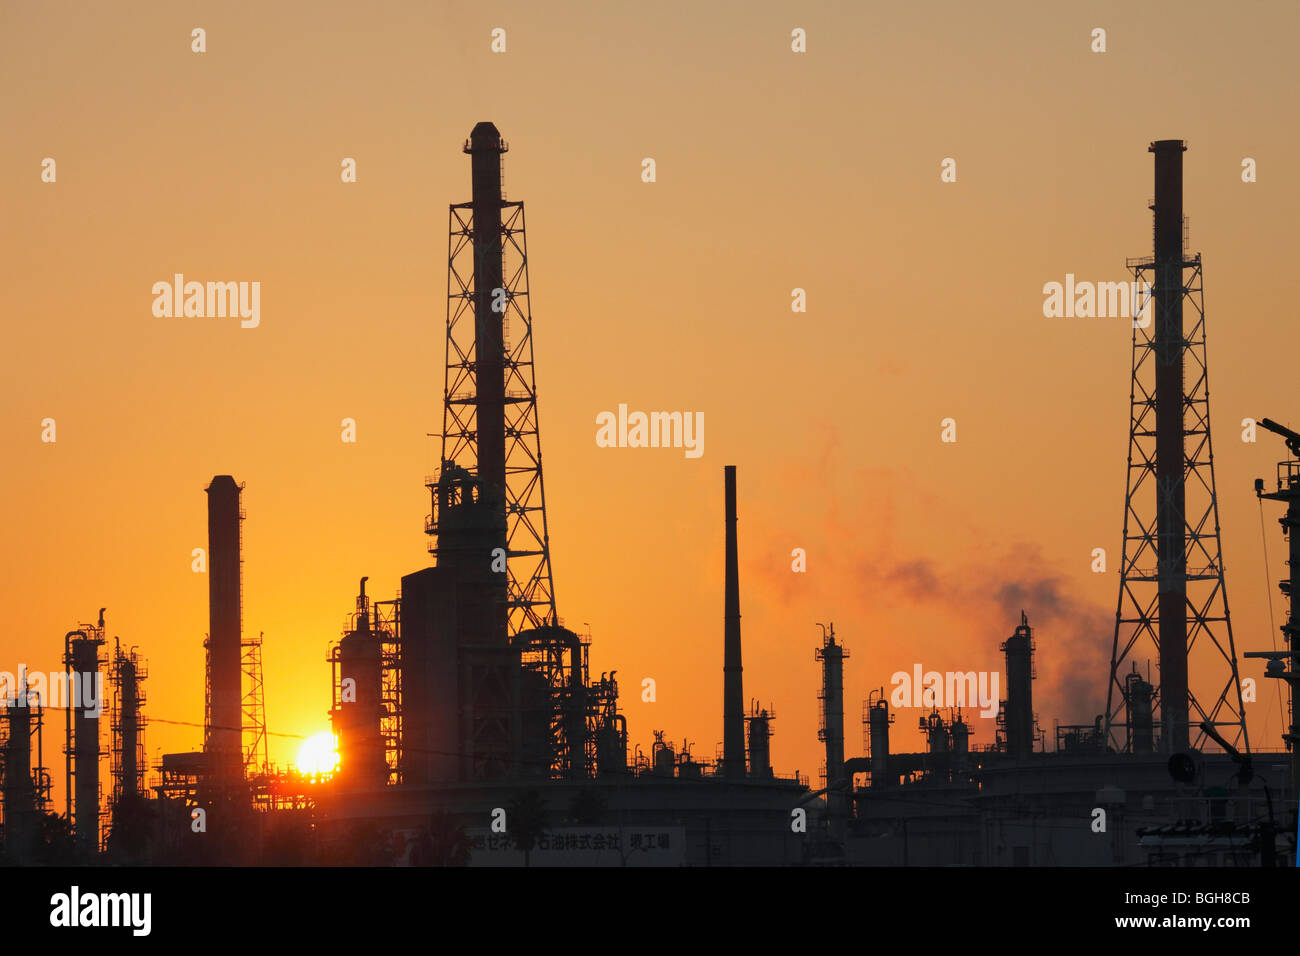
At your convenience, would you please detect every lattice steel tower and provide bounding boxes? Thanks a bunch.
[427,122,557,638]
[1106,140,1248,755]
[241,631,267,774]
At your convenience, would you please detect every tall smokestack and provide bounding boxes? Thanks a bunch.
[723,465,745,778]
[205,475,243,782]
[1151,139,1189,753]
[467,122,508,548]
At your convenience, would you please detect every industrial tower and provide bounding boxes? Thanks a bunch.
[204,476,246,785]
[1000,612,1037,757]
[816,623,847,789]
[64,611,105,854]
[817,623,848,828]
[429,121,557,639]
[108,639,147,809]
[1106,141,1248,755]
[723,465,745,778]
[1249,418,1300,798]
[1,682,51,862]
[414,123,611,781]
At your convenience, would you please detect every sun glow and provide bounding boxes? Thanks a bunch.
[296,732,340,778]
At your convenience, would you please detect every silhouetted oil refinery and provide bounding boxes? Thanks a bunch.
[1,126,1296,867]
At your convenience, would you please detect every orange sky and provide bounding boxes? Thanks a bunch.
[4,1,1300,813]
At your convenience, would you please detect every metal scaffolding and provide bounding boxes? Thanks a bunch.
[64,614,106,854]
[329,591,401,786]
[242,632,268,774]
[108,639,147,825]
[1107,246,1248,753]
[431,197,558,638]
[1,689,52,859]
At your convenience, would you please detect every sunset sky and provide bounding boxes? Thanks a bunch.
[4,1,1300,812]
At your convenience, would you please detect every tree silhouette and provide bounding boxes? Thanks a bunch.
[105,793,157,864]
[314,820,392,865]
[352,822,397,866]
[34,811,76,865]
[261,811,314,865]
[505,789,548,867]
[568,787,607,825]
[410,809,471,866]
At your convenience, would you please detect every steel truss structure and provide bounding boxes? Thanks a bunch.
[431,199,557,638]
[108,640,147,836]
[374,599,402,783]
[1106,252,1249,753]
[241,632,268,774]
[431,189,590,778]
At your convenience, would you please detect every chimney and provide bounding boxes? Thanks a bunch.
[1150,139,1189,753]
[467,122,508,542]
[723,465,745,778]
[205,475,244,783]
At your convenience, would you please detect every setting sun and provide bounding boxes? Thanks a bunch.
[296,732,339,778]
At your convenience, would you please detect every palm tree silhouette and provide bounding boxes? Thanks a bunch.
[505,789,548,867]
